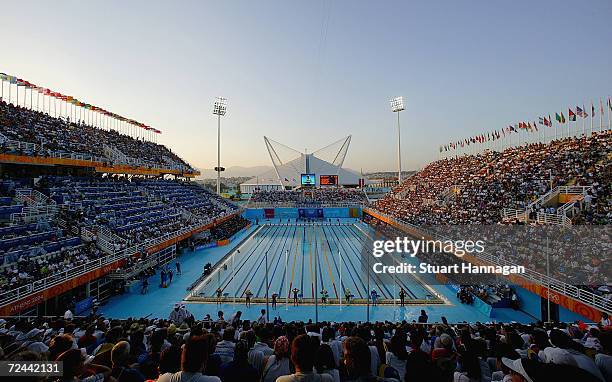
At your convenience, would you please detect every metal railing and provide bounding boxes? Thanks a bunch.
[536,212,572,227]
[363,207,611,315]
[107,245,176,280]
[0,245,137,308]
[1,136,196,173]
[14,188,56,208]
[0,209,243,309]
[10,204,59,224]
[501,208,528,222]
[528,185,592,211]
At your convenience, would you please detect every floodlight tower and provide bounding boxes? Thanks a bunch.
[213,97,227,195]
[390,96,405,184]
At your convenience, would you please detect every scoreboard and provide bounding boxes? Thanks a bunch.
[320,175,338,185]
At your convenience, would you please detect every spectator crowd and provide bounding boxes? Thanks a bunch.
[249,189,368,207]
[0,311,611,382]
[0,100,194,173]
[375,131,611,226]
[0,175,241,298]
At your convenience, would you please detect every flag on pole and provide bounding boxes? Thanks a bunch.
[568,108,576,121]
[576,106,586,118]
[591,102,595,117]
[556,112,565,123]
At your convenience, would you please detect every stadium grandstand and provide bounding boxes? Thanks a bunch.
[0,3,612,379]
[0,78,611,381]
[0,82,612,380]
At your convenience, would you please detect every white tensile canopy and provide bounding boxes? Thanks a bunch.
[240,136,366,193]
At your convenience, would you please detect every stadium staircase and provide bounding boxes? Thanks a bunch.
[393,184,413,199]
[57,218,98,243]
[11,188,58,224]
[0,206,244,314]
[180,207,202,225]
[102,144,147,168]
[107,245,176,281]
[97,226,128,255]
[501,185,592,227]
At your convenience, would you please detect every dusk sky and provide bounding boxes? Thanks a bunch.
[2,0,611,173]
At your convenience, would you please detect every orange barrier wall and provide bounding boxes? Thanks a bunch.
[145,212,240,255]
[363,209,603,322]
[0,153,101,168]
[0,212,241,316]
[0,153,199,177]
[0,259,125,316]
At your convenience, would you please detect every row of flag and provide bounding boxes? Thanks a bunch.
[0,73,161,134]
[440,98,612,152]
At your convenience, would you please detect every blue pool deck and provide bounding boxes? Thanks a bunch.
[99,219,536,324]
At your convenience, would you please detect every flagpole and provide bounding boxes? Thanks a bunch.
[590,101,593,136]
[582,105,585,137]
[602,96,612,130]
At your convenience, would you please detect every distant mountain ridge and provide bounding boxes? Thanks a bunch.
[197,165,274,179]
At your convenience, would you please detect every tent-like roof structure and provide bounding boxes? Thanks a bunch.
[241,136,365,189]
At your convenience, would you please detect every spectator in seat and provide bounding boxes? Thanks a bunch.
[56,348,112,382]
[219,339,259,382]
[157,335,220,382]
[315,343,341,382]
[262,336,290,382]
[110,341,145,382]
[342,336,398,382]
[277,334,334,382]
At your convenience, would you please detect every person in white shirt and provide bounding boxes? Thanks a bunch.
[257,309,267,325]
[64,309,74,320]
[169,303,188,325]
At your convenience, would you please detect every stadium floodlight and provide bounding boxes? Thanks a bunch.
[213,96,227,116]
[390,96,405,112]
[390,96,405,183]
[213,97,227,195]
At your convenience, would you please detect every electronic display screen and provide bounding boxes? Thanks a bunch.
[300,173,316,186]
[320,175,338,185]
